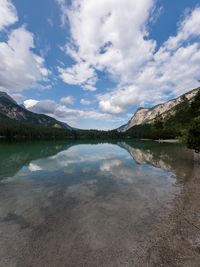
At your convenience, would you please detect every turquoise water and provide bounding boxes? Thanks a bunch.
[0,141,194,266]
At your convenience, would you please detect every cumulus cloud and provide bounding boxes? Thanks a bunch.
[24,99,39,109]
[0,0,18,30]
[98,86,138,114]
[164,7,200,50]
[60,96,75,105]
[0,27,49,93]
[0,1,49,94]
[58,0,200,114]
[57,0,155,90]
[58,62,97,91]
[25,99,57,114]
[98,6,200,113]
[24,98,126,127]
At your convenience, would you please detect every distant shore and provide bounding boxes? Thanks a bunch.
[141,138,180,143]
[156,139,180,143]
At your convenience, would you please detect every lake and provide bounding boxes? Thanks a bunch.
[0,141,194,266]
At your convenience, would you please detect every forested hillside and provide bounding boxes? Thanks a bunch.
[126,90,200,151]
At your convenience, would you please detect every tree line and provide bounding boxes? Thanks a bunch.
[0,90,199,151]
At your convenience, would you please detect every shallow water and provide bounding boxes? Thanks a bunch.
[0,141,194,266]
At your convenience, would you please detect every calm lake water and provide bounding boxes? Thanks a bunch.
[0,141,194,267]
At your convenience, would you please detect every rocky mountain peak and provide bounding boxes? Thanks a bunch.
[0,91,17,105]
[118,87,200,132]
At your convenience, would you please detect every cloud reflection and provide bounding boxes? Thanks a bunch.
[0,141,193,266]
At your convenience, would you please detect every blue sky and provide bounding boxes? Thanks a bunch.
[0,0,200,129]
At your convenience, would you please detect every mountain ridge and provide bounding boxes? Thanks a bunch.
[118,87,200,132]
[0,92,73,130]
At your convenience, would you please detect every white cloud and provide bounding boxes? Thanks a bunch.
[58,62,97,91]
[60,96,75,105]
[80,99,91,105]
[25,99,57,114]
[98,86,138,114]
[58,1,200,114]
[0,27,49,93]
[0,1,49,94]
[57,0,155,91]
[96,7,200,114]
[165,7,200,50]
[24,99,39,109]
[0,0,18,30]
[56,0,68,26]
[24,98,126,128]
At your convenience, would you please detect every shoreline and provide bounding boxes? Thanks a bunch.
[137,151,200,266]
[155,139,180,143]
[140,138,181,143]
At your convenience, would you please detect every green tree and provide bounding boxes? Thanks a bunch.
[187,117,200,153]
[154,118,164,130]
[190,89,200,117]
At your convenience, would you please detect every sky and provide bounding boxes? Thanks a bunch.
[0,0,200,130]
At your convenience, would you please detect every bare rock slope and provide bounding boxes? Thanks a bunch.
[118,88,199,132]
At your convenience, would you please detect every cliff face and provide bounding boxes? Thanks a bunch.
[118,88,199,132]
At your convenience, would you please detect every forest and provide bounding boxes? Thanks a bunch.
[0,90,199,151]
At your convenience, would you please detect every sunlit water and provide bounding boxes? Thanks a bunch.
[0,141,194,266]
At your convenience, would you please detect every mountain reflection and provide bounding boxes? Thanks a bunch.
[0,140,193,181]
[119,141,193,181]
[0,141,72,180]
[0,141,194,266]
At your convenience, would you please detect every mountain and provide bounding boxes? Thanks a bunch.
[0,92,73,130]
[0,91,18,105]
[118,88,200,132]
